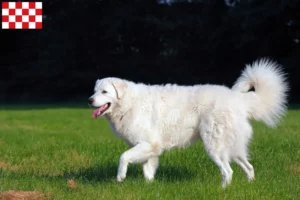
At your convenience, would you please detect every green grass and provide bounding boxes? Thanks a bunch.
[0,104,299,200]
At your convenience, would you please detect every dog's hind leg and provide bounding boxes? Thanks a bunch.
[200,117,233,188]
[222,152,233,185]
[232,122,255,182]
[208,152,232,188]
[143,157,159,181]
[117,141,162,182]
[233,156,254,181]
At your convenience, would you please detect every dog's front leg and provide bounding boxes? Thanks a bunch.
[143,157,159,181]
[117,141,162,182]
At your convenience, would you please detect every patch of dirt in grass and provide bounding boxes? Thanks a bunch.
[1,122,41,132]
[0,160,19,172]
[67,179,78,189]
[1,124,12,129]
[69,150,86,162]
[0,161,9,169]
[66,150,91,168]
[18,124,39,131]
[0,190,50,200]
[289,164,300,174]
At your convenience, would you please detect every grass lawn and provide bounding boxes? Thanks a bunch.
[0,104,299,199]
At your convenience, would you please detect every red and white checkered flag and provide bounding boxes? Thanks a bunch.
[2,2,42,29]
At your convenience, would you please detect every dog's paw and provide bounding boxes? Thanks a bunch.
[248,169,255,182]
[248,175,255,182]
[221,181,228,189]
[116,175,125,183]
[143,172,154,182]
[145,176,154,182]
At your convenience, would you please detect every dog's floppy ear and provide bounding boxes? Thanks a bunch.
[110,79,127,99]
[94,79,101,92]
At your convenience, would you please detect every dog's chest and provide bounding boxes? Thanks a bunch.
[108,115,148,145]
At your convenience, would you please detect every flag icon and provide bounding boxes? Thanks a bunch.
[2,2,42,29]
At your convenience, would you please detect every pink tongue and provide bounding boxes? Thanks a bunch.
[92,108,101,118]
[92,105,106,119]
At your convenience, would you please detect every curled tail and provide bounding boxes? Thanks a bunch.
[232,58,289,127]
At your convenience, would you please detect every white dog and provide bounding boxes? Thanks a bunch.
[88,59,288,188]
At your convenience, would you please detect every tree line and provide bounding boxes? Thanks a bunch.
[1,0,299,103]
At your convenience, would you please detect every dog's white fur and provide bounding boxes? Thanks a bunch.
[89,58,288,187]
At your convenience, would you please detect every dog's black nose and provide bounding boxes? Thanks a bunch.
[88,98,94,105]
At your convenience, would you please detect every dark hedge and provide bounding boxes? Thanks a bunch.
[0,0,299,103]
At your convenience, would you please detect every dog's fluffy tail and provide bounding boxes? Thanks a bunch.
[232,58,288,127]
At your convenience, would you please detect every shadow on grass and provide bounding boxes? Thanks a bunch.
[2,162,195,186]
[156,165,194,182]
[61,162,194,183]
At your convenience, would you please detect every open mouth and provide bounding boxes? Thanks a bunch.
[92,103,111,118]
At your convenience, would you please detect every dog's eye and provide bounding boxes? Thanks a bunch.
[102,90,107,94]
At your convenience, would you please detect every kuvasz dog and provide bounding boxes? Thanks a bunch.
[88,59,288,188]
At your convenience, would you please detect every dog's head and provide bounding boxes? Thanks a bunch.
[88,78,127,118]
